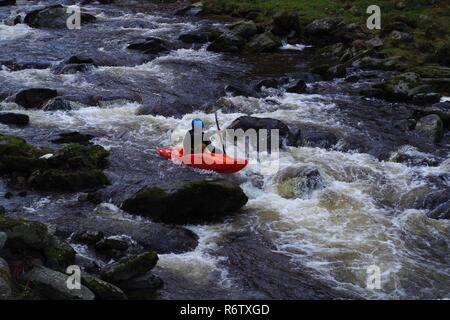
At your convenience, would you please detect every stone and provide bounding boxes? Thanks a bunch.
[244,32,282,53]
[15,88,58,109]
[0,258,13,300]
[0,113,30,126]
[24,5,96,29]
[229,20,257,38]
[427,200,450,220]
[414,114,444,143]
[100,251,158,283]
[82,273,127,300]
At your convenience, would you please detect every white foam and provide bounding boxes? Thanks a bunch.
[0,23,46,40]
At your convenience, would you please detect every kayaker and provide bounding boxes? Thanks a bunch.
[183,118,212,155]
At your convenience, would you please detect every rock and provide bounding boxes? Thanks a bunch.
[0,113,29,126]
[122,179,248,224]
[229,20,257,38]
[255,78,289,91]
[305,17,342,35]
[275,166,325,199]
[51,132,94,145]
[95,236,129,253]
[15,88,58,109]
[244,32,282,53]
[55,64,95,75]
[42,97,72,111]
[272,11,301,36]
[390,30,414,43]
[26,266,95,300]
[378,72,421,102]
[365,37,383,49]
[435,43,450,67]
[409,65,450,94]
[29,169,109,192]
[116,272,163,292]
[207,33,246,53]
[72,230,104,245]
[301,131,339,149]
[0,258,13,300]
[82,273,127,300]
[0,215,49,250]
[100,251,158,283]
[0,0,15,6]
[175,2,204,16]
[179,30,219,44]
[427,200,450,220]
[414,114,444,143]
[286,80,307,94]
[66,55,94,65]
[0,232,6,249]
[24,5,96,29]
[227,116,297,147]
[412,93,441,105]
[127,37,169,55]
[44,238,76,271]
[389,145,439,166]
[0,206,5,215]
[86,190,104,205]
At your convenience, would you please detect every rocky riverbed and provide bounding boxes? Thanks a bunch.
[0,0,449,300]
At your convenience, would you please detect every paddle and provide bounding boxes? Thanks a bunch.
[214,110,227,155]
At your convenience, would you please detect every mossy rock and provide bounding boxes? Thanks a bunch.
[0,215,49,250]
[29,169,109,192]
[121,179,248,224]
[82,273,127,300]
[44,237,76,271]
[50,144,108,170]
[100,251,159,284]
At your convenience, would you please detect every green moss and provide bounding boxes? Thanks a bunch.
[29,169,109,191]
[45,244,76,270]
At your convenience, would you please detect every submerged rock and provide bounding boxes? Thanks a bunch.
[42,97,72,111]
[179,29,220,44]
[24,5,96,29]
[82,273,127,300]
[72,230,104,245]
[51,132,94,145]
[26,266,95,300]
[100,251,159,283]
[127,37,169,55]
[14,88,58,109]
[121,179,248,224]
[275,166,325,199]
[427,200,450,220]
[414,114,444,143]
[0,258,13,300]
[286,80,307,94]
[0,113,29,126]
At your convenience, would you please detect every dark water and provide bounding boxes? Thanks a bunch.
[0,0,449,299]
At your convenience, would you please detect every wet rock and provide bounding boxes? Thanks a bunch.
[44,237,76,272]
[255,78,289,91]
[179,30,219,44]
[0,215,49,250]
[127,37,169,55]
[227,116,297,147]
[175,2,204,16]
[244,32,282,53]
[365,37,384,49]
[15,88,58,109]
[409,65,450,94]
[48,144,108,171]
[207,33,246,53]
[224,84,254,97]
[286,80,307,94]
[301,131,339,149]
[24,5,96,29]
[275,166,325,199]
[377,72,422,102]
[411,93,441,105]
[26,266,95,300]
[55,64,95,75]
[0,206,4,215]
[95,236,129,253]
[435,43,450,67]
[122,179,248,224]
[229,20,257,38]
[51,132,94,145]
[305,17,342,36]
[29,169,109,192]
[0,258,13,300]
[272,11,301,36]
[116,272,163,292]
[87,190,104,205]
[82,273,127,300]
[66,55,94,65]
[42,97,72,111]
[0,113,29,126]
[427,200,450,220]
[389,145,438,166]
[414,114,444,143]
[72,230,104,245]
[100,251,158,283]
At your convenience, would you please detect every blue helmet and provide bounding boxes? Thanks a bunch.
[191,118,205,129]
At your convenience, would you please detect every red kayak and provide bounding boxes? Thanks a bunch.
[158,148,248,174]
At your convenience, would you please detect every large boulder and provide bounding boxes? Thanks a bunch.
[227,116,297,147]
[207,33,246,53]
[229,20,258,38]
[82,273,127,300]
[244,32,282,53]
[0,113,29,126]
[24,5,96,29]
[26,266,95,300]
[272,11,301,36]
[15,88,58,109]
[121,179,248,224]
[427,200,450,220]
[275,166,325,199]
[0,215,49,250]
[414,114,444,143]
[29,169,109,192]
[100,251,158,283]
[0,258,13,300]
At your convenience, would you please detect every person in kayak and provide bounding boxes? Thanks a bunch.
[183,118,212,155]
